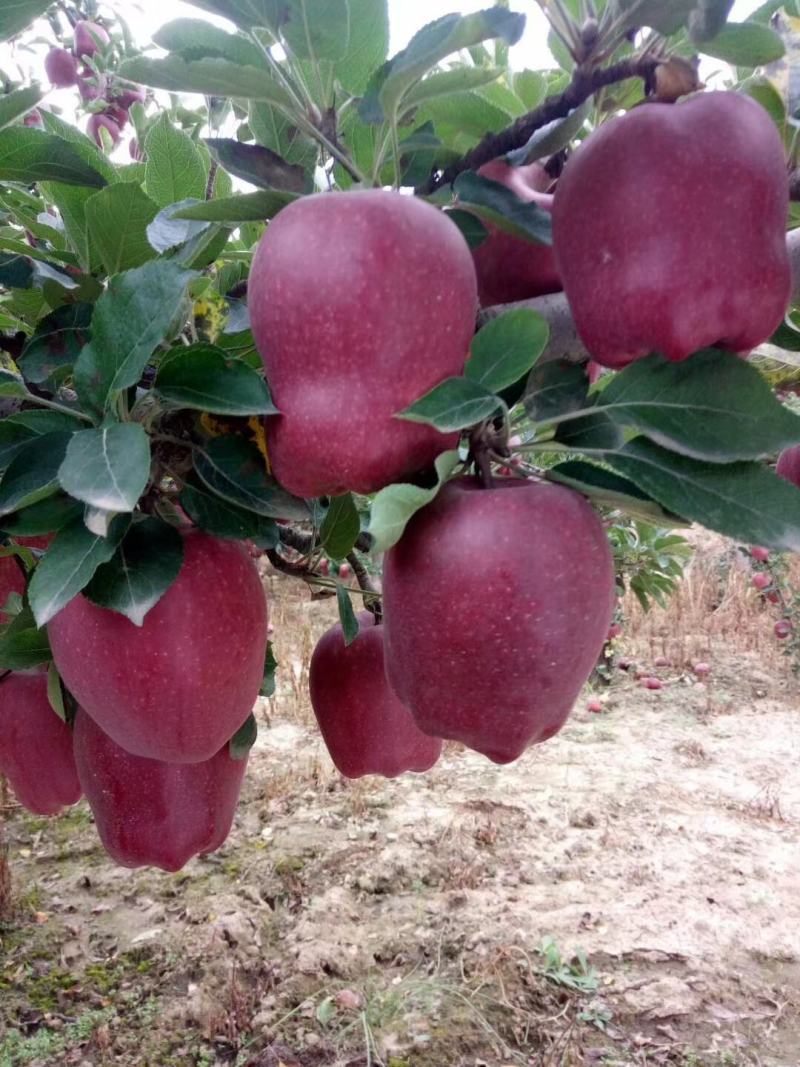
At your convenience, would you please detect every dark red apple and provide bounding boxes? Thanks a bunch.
[48,529,268,764]
[88,112,120,148]
[752,572,770,591]
[77,72,107,102]
[309,612,441,779]
[73,710,246,871]
[552,92,790,369]
[249,190,477,497]
[382,479,615,764]
[776,445,800,488]
[471,159,561,308]
[74,20,110,58]
[44,47,79,88]
[750,546,770,562]
[775,619,792,639]
[0,670,81,816]
[113,84,146,110]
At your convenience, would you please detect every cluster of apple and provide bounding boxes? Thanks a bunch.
[0,529,268,871]
[42,19,145,152]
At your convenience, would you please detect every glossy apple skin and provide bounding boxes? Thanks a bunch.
[382,479,615,764]
[472,160,561,308]
[74,20,109,58]
[73,710,246,871]
[309,612,441,779]
[0,670,81,816]
[44,47,79,88]
[552,92,791,369]
[249,190,477,497]
[776,444,800,487]
[48,530,268,764]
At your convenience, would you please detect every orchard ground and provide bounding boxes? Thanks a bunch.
[1,539,799,1067]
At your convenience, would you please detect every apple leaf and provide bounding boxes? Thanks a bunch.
[28,515,129,627]
[153,18,267,67]
[58,424,151,513]
[595,350,800,462]
[180,478,278,544]
[452,171,552,244]
[74,259,196,417]
[0,0,53,41]
[276,0,350,62]
[173,190,298,222]
[336,585,359,646]
[145,114,207,208]
[403,66,503,109]
[84,183,160,275]
[83,517,185,626]
[155,343,277,416]
[0,370,29,399]
[163,0,278,33]
[320,493,360,561]
[146,200,212,255]
[613,0,696,35]
[0,127,107,188]
[444,209,488,249]
[229,712,258,759]
[699,21,785,66]
[524,360,590,423]
[688,0,735,42]
[555,411,623,451]
[0,432,72,516]
[0,495,83,538]
[0,86,42,131]
[545,460,690,526]
[205,139,312,193]
[194,435,310,520]
[398,377,503,432]
[507,100,591,166]
[120,55,295,107]
[368,449,459,554]
[0,604,51,670]
[20,303,93,386]
[604,438,800,552]
[260,641,278,697]
[466,309,549,393]
[336,0,389,95]
[46,661,68,722]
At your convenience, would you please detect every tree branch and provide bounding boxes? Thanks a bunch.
[415,56,658,196]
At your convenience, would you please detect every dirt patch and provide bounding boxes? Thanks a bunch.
[1,575,799,1066]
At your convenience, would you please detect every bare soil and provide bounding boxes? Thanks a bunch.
[1,571,799,1067]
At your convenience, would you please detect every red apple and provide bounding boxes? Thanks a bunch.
[73,710,246,871]
[607,622,622,640]
[641,676,663,690]
[77,72,107,102]
[776,445,800,488]
[752,572,770,591]
[309,612,441,778]
[775,619,792,639]
[587,698,603,713]
[693,661,711,676]
[0,670,81,816]
[74,20,110,58]
[750,546,770,562]
[382,479,615,764]
[44,47,79,88]
[654,655,671,667]
[470,160,561,308]
[113,84,146,110]
[552,92,790,369]
[249,190,477,497]
[88,112,120,148]
[48,529,268,763]
[318,558,330,577]
[338,562,351,580]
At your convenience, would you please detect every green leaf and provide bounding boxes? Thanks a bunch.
[0,369,28,399]
[605,438,800,552]
[58,424,151,513]
[0,433,71,516]
[368,8,524,122]
[229,712,258,759]
[613,0,696,35]
[700,21,785,65]
[688,0,735,42]
[194,435,309,520]
[120,55,295,107]
[336,585,359,646]
[278,0,350,62]
[545,460,689,526]
[368,449,459,553]
[555,411,623,451]
[453,170,552,244]
[173,0,279,30]
[0,0,53,41]
[47,661,66,721]
[40,109,116,185]
[144,113,208,208]
[0,494,83,537]
[507,100,590,165]
[84,182,159,275]
[0,605,51,670]
[446,209,489,249]
[260,640,278,697]
[172,189,298,222]
[29,515,129,627]
[74,260,195,416]
[155,343,277,415]
[403,66,503,109]
[320,493,360,561]
[153,18,266,67]
[20,303,93,386]
[398,377,502,432]
[205,138,311,193]
[524,360,590,423]
[595,350,800,462]
[0,86,43,131]
[0,127,107,188]
[336,0,389,94]
[180,478,277,542]
[83,517,185,626]
[466,309,548,392]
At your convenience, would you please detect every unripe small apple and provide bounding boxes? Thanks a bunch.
[641,676,663,690]
[44,47,79,88]
[318,558,330,577]
[23,110,42,127]
[776,445,800,489]
[607,622,622,640]
[113,84,146,109]
[752,572,770,591]
[88,112,120,148]
[617,657,632,671]
[105,104,129,129]
[74,20,110,58]
[587,698,603,714]
[775,619,792,639]
[77,72,107,102]
[750,546,770,562]
[693,662,711,677]
[338,562,351,580]
[654,655,671,667]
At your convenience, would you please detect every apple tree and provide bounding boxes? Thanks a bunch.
[0,0,799,872]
